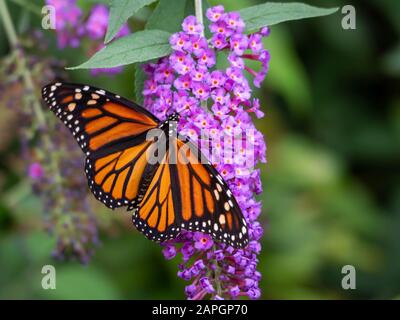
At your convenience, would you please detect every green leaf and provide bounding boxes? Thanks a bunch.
[239,2,339,32]
[145,0,212,36]
[145,0,188,33]
[84,0,110,3]
[105,0,157,43]
[68,30,172,70]
[134,64,147,104]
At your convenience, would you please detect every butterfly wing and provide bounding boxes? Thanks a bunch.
[132,149,182,242]
[85,140,158,209]
[42,82,160,209]
[42,82,159,155]
[133,136,249,248]
[42,82,249,248]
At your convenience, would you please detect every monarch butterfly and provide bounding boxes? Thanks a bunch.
[42,82,248,248]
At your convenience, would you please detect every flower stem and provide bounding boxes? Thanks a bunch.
[0,0,63,195]
[0,0,45,125]
[212,244,223,297]
[194,0,208,111]
[10,0,42,16]
[0,0,18,46]
[194,0,204,36]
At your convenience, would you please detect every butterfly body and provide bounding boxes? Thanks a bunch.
[42,82,249,248]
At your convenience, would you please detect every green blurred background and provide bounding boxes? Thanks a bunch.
[0,0,399,299]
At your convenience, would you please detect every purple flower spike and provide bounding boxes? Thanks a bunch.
[46,0,82,48]
[142,5,270,300]
[86,4,109,40]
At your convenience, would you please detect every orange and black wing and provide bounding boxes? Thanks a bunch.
[42,82,160,209]
[132,150,182,242]
[133,136,249,248]
[85,140,159,209]
[42,82,159,155]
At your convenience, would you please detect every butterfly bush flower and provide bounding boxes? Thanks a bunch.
[45,0,82,48]
[28,162,44,180]
[142,6,269,299]
[45,1,130,76]
[0,42,99,263]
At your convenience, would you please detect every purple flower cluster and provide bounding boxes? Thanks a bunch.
[29,119,100,264]
[143,6,269,299]
[45,1,129,75]
[46,0,82,48]
[1,48,100,263]
[28,162,44,180]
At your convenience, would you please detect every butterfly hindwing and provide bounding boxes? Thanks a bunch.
[132,150,182,242]
[85,139,157,209]
[173,138,249,248]
[133,136,249,248]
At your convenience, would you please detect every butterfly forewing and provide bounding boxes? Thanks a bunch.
[42,82,159,156]
[42,82,159,209]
